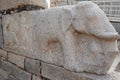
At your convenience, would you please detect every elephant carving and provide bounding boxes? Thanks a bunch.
[34,1,119,73]
[2,1,119,75]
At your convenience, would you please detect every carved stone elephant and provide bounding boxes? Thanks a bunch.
[2,1,119,75]
[33,1,119,73]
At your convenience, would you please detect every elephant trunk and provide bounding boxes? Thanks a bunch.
[95,32,119,40]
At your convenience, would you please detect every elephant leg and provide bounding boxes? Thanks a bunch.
[62,30,79,72]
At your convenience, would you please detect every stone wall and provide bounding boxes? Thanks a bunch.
[0,0,120,80]
[0,50,120,80]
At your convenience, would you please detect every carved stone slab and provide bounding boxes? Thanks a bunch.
[2,1,119,75]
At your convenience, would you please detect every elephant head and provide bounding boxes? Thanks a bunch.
[61,1,119,74]
[73,1,119,39]
[62,1,119,39]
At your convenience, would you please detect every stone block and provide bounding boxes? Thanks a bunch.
[41,77,50,80]
[2,10,64,66]
[41,62,79,80]
[1,60,31,80]
[41,62,120,80]
[7,75,18,80]
[2,2,119,75]
[0,49,7,58]
[32,75,41,80]
[0,75,5,80]
[25,58,40,75]
[8,53,25,68]
[0,68,9,79]
[0,0,49,11]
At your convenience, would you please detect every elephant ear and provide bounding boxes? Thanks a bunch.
[62,8,73,34]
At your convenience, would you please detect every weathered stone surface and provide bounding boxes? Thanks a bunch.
[42,62,120,80]
[25,58,40,75]
[41,62,80,80]
[77,71,120,80]
[0,68,9,79]
[2,10,64,66]
[1,60,31,80]
[0,49,7,58]
[0,0,49,11]
[0,75,6,80]
[2,2,119,75]
[0,14,3,48]
[8,53,25,68]
[105,72,120,80]
[41,77,50,80]
[108,54,120,72]
[115,62,120,72]
[32,75,41,80]
[7,75,18,80]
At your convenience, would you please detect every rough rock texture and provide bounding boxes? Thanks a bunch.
[32,75,41,80]
[1,60,31,80]
[42,62,120,80]
[1,1,120,80]
[0,76,6,80]
[0,68,9,79]
[8,75,18,80]
[8,53,25,68]
[0,49,7,58]
[0,14,3,48]
[25,58,40,75]
[2,2,119,75]
[2,8,65,67]
[41,62,80,80]
[0,0,49,11]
